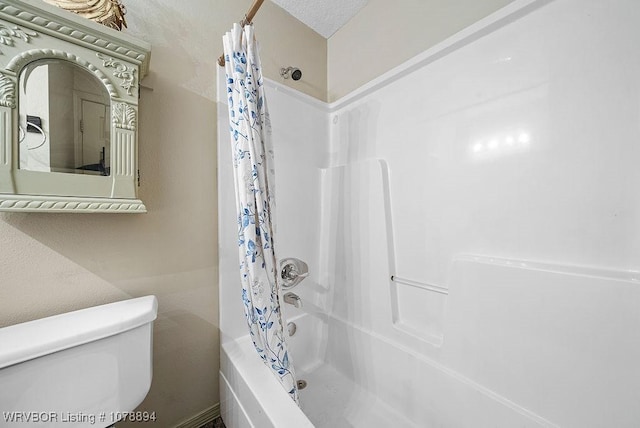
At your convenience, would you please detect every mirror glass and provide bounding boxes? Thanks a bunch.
[18,60,111,176]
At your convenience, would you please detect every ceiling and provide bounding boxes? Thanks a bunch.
[270,0,369,38]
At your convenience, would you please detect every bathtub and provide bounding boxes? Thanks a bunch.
[218,0,640,426]
[223,251,640,427]
[219,336,312,428]
[220,301,560,428]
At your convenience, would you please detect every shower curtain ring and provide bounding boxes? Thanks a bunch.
[241,14,251,26]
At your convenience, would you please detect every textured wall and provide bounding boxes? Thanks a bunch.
[0,0,326,426]
[327,0,516,101]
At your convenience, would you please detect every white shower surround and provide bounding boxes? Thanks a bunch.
[218,0,640,426]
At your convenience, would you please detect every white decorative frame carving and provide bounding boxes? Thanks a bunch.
[97,53,136,96]
[0,70,14,107]
[0,22,38,53]
[113,102,136,130]
[6,49,118,96]
[0,0,151,213]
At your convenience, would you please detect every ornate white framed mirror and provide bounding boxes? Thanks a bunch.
[0,0,150,213]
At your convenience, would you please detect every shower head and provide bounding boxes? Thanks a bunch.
[291,68,302,81]
[280,66,302,81]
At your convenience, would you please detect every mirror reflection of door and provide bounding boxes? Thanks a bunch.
[76,97,110,175]
[18,59,111,176]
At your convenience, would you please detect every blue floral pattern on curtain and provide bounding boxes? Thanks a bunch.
[222,23,299,403]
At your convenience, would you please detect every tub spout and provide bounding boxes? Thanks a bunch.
[283,292,302,308]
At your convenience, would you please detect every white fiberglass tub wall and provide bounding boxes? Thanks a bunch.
[218,0,640,427]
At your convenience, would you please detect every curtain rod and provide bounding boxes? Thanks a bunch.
[218,0,265,67]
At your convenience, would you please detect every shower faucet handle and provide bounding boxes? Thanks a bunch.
[282,264,308,281]
[279,258,309,289]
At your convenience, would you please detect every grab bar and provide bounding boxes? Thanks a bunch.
[390,275,449,295]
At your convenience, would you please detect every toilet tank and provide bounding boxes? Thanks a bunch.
[0,296,158,428]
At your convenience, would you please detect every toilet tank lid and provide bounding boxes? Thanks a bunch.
[0,295,158,370]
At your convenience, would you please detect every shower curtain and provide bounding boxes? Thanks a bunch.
[222,23,299,403]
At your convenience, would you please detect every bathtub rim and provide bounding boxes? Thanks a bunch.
[220,336,314,428]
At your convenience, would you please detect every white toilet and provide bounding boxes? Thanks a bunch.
[0,295,158,428]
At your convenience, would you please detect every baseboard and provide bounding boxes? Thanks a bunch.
[172,403,220,428]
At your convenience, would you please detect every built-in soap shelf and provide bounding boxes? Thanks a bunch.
[390,275,448,346]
